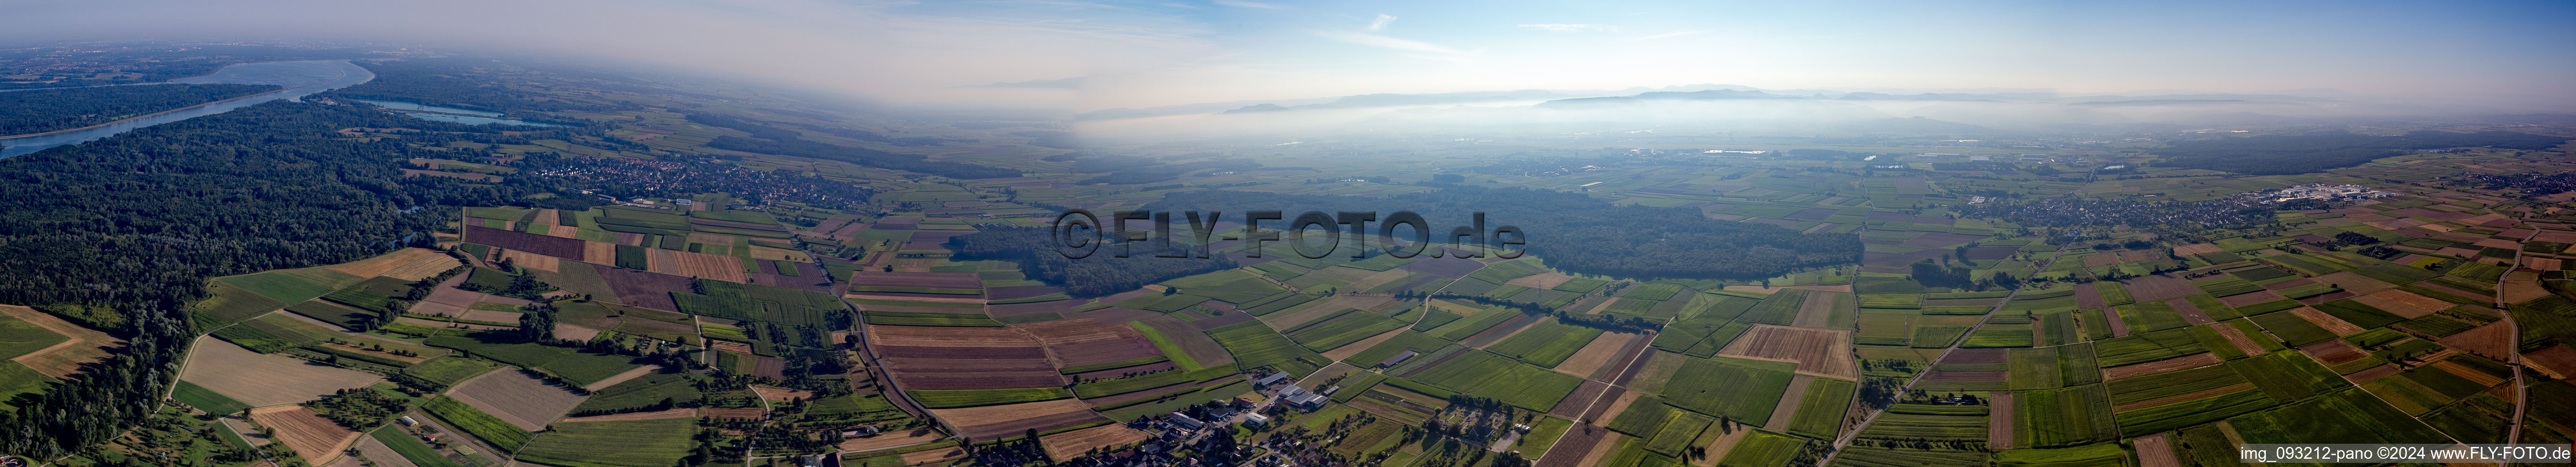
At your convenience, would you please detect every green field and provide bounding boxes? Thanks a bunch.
[1427,306,1520,341]
[1285,308,1408,352]
[322,276,416,315]
[862,310,1003,327]
[2110,387,2276,435]
[216,268,363,304]
[2091,327,2209,367]
[370,427,466,467]
[536,352,645,387]
[1856,403,1987,441]
[1717,429,1806,467]
[1405,349,1586,411]
[1128,321,1205,371]
[1161,269,1291,303]
[2107,364,2247,406]
[2016,384,2115,447]
[191,281,294,329]
[1207,321,1331,378]
[1072,364,1236,398]
[1112,291,1218,312]
[1993,442,2129,467]
[1482,318,1604,367]
[2225,387,2447,446]
[2226,350,2347,402]
[1786,378,1855,439]
[170,380,248,415]
[2006,346,2062,390]
[672,279,843,327]
[573,371,708,415]
[515,417,697,467]
[906,387,1074,408]
[1660,356,1796,422]
[0,315,66,361]
[424,396,532,451]
[2247,310,2338,346]
[1341,330,1449,368]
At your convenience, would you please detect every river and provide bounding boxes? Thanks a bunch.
[0,60,377,158]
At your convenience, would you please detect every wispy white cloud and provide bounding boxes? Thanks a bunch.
[1314,30,1474,57]
[1211,0,1280,9]
[1625,30,1710,41]
[1515,23,1619,32]
[1368,14,1395,31]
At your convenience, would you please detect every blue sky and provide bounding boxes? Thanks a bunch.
[882,0,2576,108]
[2,0,2568,109]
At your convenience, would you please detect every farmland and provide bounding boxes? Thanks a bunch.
[515,417,697,467]
[1207,321,1332,378]
[13,41,2571,467]
[1405,349,1587,410]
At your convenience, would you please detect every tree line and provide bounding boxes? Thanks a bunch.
[0,83,280,135]
[1142,185,1864,280]
[685,113,1022,180]
[0,100,583,458]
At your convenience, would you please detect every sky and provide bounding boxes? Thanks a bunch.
[1,0,2571,112]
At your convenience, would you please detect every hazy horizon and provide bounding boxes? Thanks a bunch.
[3,0,2570,114]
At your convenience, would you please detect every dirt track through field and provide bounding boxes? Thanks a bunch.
[353,431,421,467]
[2166,299,2215,325]
[2102,353,2223,380]
[2099,307,2131,337]
[1987,391,2015,449]
[2207,324,2268,356]
[449,369,587,431]
[1793,291,1848,328]
[2289,307,2365,335]
[180,336,382,407]
[1040,424,1152,461]
[2136,432,2182,467]
[2112,383,2252,411]
[1762,374,1814,431]
[557,408,697,423]
[580,366,656,391]
[0,304,122,379]
[1551,332,1637,377]
[1718,325,1858,379]
[250,405,360,465]
[1323,327,1410,361]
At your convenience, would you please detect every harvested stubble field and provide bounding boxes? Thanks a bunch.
[645,248,749,283]
[1020,318,1165,369]
[927,398,1110,439]
[178,336,382,407]
[1039,424,1152,461]
[1551,332,1642,377]
[449,369,589,431]
[248,405,361,465]
[321,248,450,279]
[1717,325,1858,379]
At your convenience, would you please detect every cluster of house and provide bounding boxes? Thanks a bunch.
[2267,183,2399,202]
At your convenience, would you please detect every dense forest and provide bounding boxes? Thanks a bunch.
[0,83,280,135]
[2154,130,2570,175]
[946,226,1237,297]
[0,101,573,458]
[1141,186,1862,279]
[684,113,1021,179]
[332,58,628,114]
